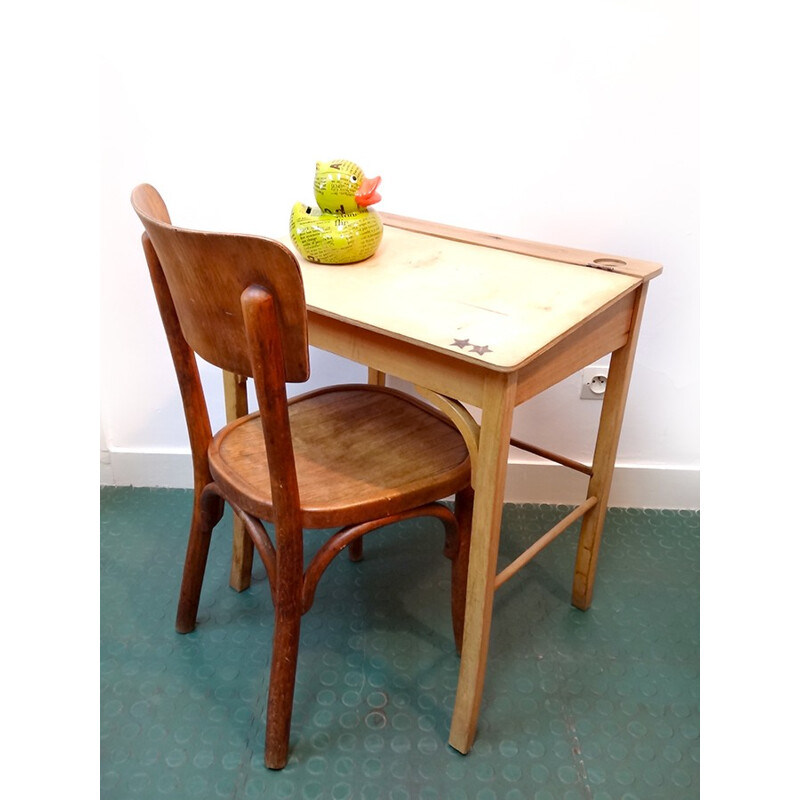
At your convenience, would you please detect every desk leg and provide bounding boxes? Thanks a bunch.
[224,371,254,592]
[572,284,648,610]
[449,372,517,754]
[367,367,386,387]
[344,367,387,564]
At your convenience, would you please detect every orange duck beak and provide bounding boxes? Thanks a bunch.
[355,175,382,207]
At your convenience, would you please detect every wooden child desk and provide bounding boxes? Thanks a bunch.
[224,213,661,754]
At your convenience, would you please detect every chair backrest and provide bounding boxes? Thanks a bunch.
[131,184,310,382]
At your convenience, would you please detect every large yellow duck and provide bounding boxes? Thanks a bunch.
[290,160,383,264]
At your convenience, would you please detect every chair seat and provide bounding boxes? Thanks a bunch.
[209,384,471,528]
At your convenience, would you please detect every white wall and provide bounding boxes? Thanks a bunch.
[100,1,699,508]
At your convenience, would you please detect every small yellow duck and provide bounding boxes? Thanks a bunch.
[290,160,383,265]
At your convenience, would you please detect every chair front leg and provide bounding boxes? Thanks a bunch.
[347,538,364,562]
[265,601,302,769]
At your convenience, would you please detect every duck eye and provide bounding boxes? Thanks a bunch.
[350,175,358,182]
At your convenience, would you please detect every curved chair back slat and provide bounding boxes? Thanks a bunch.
[131,184,309,382]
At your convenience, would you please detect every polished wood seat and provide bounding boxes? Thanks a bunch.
[131,184,473,769]
[212,386,471,526]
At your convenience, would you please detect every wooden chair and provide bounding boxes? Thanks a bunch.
[130,184,474,769]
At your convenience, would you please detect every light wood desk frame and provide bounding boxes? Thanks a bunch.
[223,214,661,754]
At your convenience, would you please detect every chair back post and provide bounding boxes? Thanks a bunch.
[241,285,304,588]
[131,184,310,384]
[140,231,214,494]
[131,182,312,507]
[242,284,305,769]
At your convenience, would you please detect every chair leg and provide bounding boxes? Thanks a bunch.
[265,606,302,769]
[176,488,224,634]
[451,487,474,655]
[347,538,364,562]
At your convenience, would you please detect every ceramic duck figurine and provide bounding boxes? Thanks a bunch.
[290,160,383,264]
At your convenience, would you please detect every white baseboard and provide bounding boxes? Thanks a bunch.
[101,450,699,510]
[505,461,699,509]
[101,450,194,491]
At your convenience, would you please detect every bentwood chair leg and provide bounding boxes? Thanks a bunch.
[347,538,364,562]
[265,606,302,769]
[452,487,474,655]
[176,490,224,634]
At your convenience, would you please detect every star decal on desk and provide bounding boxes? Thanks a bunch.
[448,338,493,356]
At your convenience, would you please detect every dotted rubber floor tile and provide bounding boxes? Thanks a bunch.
[100,487,699,799]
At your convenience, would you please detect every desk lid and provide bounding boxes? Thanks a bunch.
[282,216,659,371]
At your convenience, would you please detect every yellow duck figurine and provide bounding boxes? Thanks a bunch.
[290,160,383,264]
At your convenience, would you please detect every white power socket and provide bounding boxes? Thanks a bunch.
[580,367,608,399]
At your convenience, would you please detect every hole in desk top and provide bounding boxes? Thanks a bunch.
[592,258,627,268]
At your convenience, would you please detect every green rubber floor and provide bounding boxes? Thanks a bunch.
[100,487,699,799]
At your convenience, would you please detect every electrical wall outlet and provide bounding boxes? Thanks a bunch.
[580,367,608,399]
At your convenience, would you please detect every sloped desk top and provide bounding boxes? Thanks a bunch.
[284,215,659,373]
